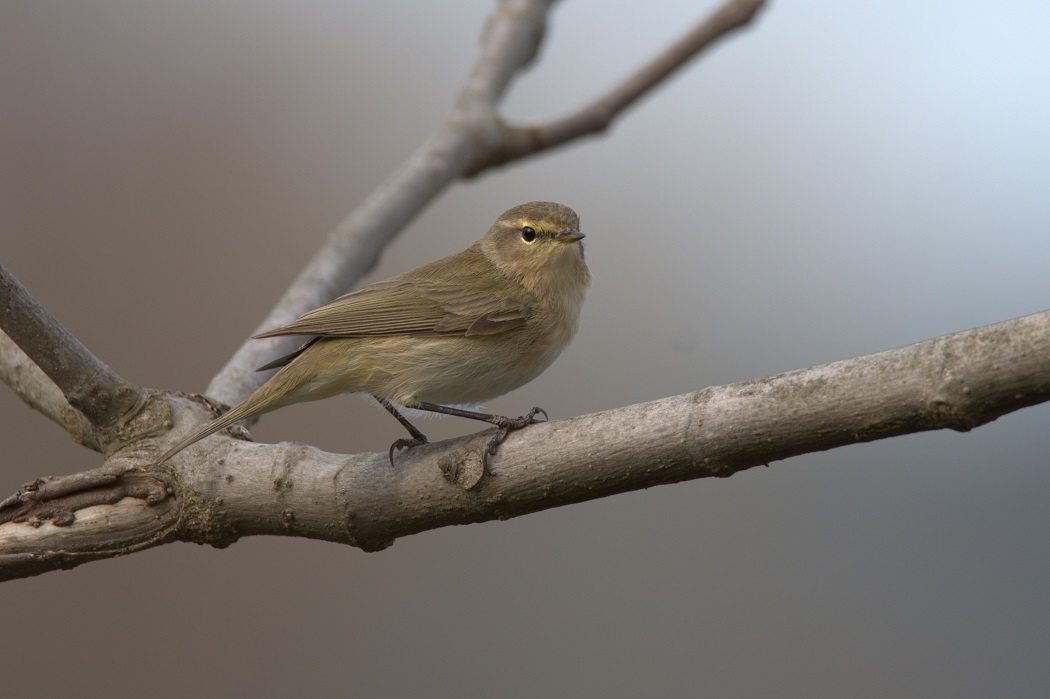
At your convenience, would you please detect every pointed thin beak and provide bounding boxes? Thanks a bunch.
[556,230,585,243]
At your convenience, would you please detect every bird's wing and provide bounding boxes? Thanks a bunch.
[253,278,529,340]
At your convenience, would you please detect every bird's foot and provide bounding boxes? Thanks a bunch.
[482,406,548,469]
[388,436,428,466]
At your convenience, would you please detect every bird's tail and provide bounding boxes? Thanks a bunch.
[153,368,302,465]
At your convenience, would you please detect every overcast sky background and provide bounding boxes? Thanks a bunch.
[3,1,1050,696]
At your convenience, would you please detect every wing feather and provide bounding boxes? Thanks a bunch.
[254,250,532,340]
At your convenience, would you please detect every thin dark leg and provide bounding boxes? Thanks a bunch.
[375,395,429,465]
[377,397,548,469]
[413,402,546,428]
[414,402,548,467]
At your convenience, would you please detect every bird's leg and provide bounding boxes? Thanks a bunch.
[375,396,429,465]
[413,402,548,468]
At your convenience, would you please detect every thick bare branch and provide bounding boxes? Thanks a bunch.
[206,0,764,406]
[0,264,143,432]
[5,308,1047,581]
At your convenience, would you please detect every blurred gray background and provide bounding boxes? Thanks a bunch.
[3,1,1049,696]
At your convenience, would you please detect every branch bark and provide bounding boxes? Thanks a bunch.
[3,309,1047,581]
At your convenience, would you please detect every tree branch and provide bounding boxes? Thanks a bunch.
[0,330,99,450]
[469,0,767,173]
[0,264,143,434]
[205,0,765,407]
[4,309,1047,581]
[461,0,555,107]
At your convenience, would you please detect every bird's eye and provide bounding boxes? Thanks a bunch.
[521,226,537,242]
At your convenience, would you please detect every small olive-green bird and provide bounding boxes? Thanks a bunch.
[155,201,590,467]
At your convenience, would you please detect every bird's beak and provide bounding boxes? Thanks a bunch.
[556,230,585,243]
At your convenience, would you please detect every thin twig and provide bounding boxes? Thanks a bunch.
[473,0,767,171]
[459,0,556,107]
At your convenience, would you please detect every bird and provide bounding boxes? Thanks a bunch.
[154,201,590,469]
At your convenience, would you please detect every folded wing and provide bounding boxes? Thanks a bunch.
[254,279,530,340]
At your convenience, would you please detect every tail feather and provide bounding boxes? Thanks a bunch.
[153,367,302,465]
[152,400,259,466]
